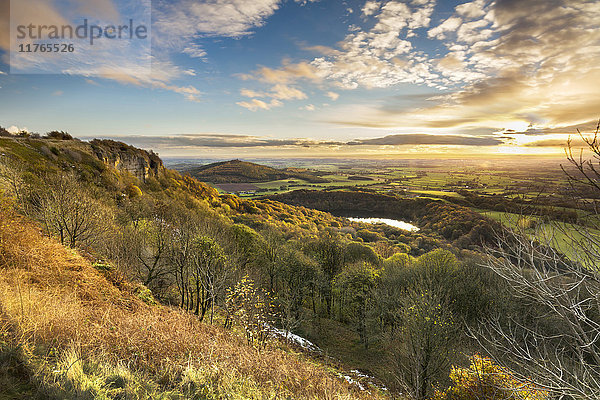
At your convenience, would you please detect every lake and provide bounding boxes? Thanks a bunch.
[348,217,419,232]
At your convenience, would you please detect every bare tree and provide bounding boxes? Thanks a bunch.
[389,288,456,400]
[122,207,173,293]
[0,155,27,207]
[168,217,199,309]
[478,121,600,399]
[38,173,109,248]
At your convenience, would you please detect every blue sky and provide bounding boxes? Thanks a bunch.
[0,0,599,157]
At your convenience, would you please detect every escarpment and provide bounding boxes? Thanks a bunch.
[90,139,164,182]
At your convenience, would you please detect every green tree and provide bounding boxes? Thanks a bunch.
[305,232,345,316]
[334,262,380,348]
[256,228,283,291]
[276,247,319,338]
[375,252,414,332]
[190,236,228,323]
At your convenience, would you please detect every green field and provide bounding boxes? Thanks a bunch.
[180,158,586,258]
[477,209,599,263]
[250,175,384,196]
[409,190,464,198]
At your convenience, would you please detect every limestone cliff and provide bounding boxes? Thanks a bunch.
[90,139,164,182]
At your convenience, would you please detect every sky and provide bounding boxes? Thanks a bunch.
[0,0,599,158]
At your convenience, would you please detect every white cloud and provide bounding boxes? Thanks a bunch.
[237,84,306,110]
[455,0,487,19]
[241,61,321,84]
[427,16,462,40]
[240,88,266,98]
[362,1,381,17]
[270,84,307,100]
[4,0,208,103]
[301,104,316,111]
[233,0,599,133]
[329,0,600,131]
[456,18,492,43]
[155,0,281,41]
[237,98,283,111]
[124,0,282,102]
[182,44,207,60]
[306,0,438,89]
[326,91,340,100]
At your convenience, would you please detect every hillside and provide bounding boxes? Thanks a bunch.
[0,190,380,399]
[181,159,328,183]
[0,134,552,398]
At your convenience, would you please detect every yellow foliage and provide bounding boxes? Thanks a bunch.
[434,355,548,400]
[126,183,142,198]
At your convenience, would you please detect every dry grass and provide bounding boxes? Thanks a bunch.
[0,200,385,399]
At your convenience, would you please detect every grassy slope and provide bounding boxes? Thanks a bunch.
[298,318,392,389]
[0,200,383,399]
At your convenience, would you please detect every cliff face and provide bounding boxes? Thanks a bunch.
[90,139,164,182]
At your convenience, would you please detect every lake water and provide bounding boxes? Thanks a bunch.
[348,217,419,232]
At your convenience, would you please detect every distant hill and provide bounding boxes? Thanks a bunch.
[182,159,329,183]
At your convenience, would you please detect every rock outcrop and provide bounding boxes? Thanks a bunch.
[90,139,164,182]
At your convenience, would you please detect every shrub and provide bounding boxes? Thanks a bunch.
[226,276,276,349]
[434,355,548,400]
[0,126,11,137]
[135,284,157,306]
[126,183,143,198]
[44,131,73,140]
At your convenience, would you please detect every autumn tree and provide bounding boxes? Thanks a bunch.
[434,355,547,400]
[0,155,28,208]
